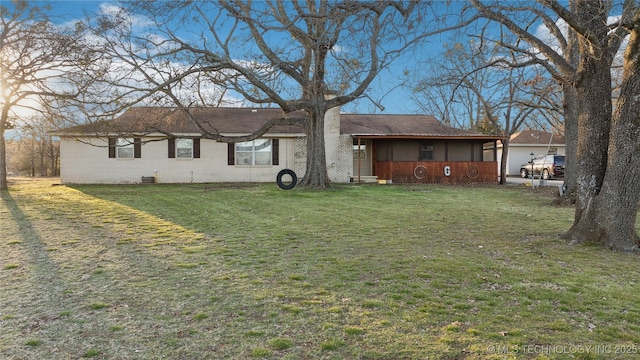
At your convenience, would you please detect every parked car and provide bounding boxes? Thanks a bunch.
[520,155,565,180]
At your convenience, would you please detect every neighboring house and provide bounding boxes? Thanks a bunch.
[53,106,503,185]
[486,130,566,177]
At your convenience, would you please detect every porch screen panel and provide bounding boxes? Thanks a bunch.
[449,142,472,161]
[376,141,390,161]
[393,141,419,161]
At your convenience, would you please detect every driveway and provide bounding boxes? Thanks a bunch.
[505,176,564,187]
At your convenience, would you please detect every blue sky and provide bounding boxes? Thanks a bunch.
[34,0,450,115]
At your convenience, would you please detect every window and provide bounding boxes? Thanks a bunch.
[117,138,134,158]
[168,138,200,158]
[419,141,434,161]
[176,139,193,158]
[109,137,141,159]
[235,139,272,165]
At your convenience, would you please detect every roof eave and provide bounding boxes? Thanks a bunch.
[350,134,505,141]
[52,131,306,138]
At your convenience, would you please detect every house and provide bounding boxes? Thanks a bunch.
[52,106,503,185]
[486,130,566,176]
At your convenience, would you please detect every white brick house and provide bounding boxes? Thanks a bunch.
[54,106,502,185]
[54,106,352,184]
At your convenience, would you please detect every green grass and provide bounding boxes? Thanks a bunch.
[24,339,43,347]
[88,302,109,310]
[83,349,101,357]
[1,179,639,359]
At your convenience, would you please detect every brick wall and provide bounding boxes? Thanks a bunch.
[60,137,300,184]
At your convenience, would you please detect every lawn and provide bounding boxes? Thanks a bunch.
[1,179,639,359]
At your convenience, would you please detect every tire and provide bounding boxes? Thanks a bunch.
[276,169,297,190]
[520,168,528,178]
[542,169,550,180]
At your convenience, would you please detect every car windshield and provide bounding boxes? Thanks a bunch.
[554,156,565,165]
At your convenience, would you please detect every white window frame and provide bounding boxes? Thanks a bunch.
[116,138,134,159]
[176,138,193,159]
[235,139,272,166]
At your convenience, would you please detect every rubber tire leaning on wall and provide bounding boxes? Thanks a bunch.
[276,169,297,190]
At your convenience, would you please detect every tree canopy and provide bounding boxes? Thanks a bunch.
[89,0,471,187]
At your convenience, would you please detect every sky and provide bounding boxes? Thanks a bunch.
[33,0,453,115]
[17,1,628,127]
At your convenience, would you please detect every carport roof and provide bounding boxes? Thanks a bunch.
[342,114,503,141]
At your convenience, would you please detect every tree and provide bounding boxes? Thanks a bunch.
[16,114,61,176]
[411,41,488,129]
[0,0,98,190]
[92,1,474,188]
[469,0,640,251]
[411,38,544,185]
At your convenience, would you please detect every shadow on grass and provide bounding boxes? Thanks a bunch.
[1,191,66,297]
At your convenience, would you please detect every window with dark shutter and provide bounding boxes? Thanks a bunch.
[134,138,141,158]
[108,138,116,158]
[272,139,279,165]
[168,138,175,158]
[228,143,235,165]
[193,138,200,158]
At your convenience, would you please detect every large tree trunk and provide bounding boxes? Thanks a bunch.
[561,53,612,245]
[590,24,640,251]
[560,1,639,250]
[298,106,330,188]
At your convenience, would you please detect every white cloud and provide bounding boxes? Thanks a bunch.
[98,3,154,29]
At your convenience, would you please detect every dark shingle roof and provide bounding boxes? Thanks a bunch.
[55,107,502,140]
[57,107,306,135]
[341,114,495,138]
